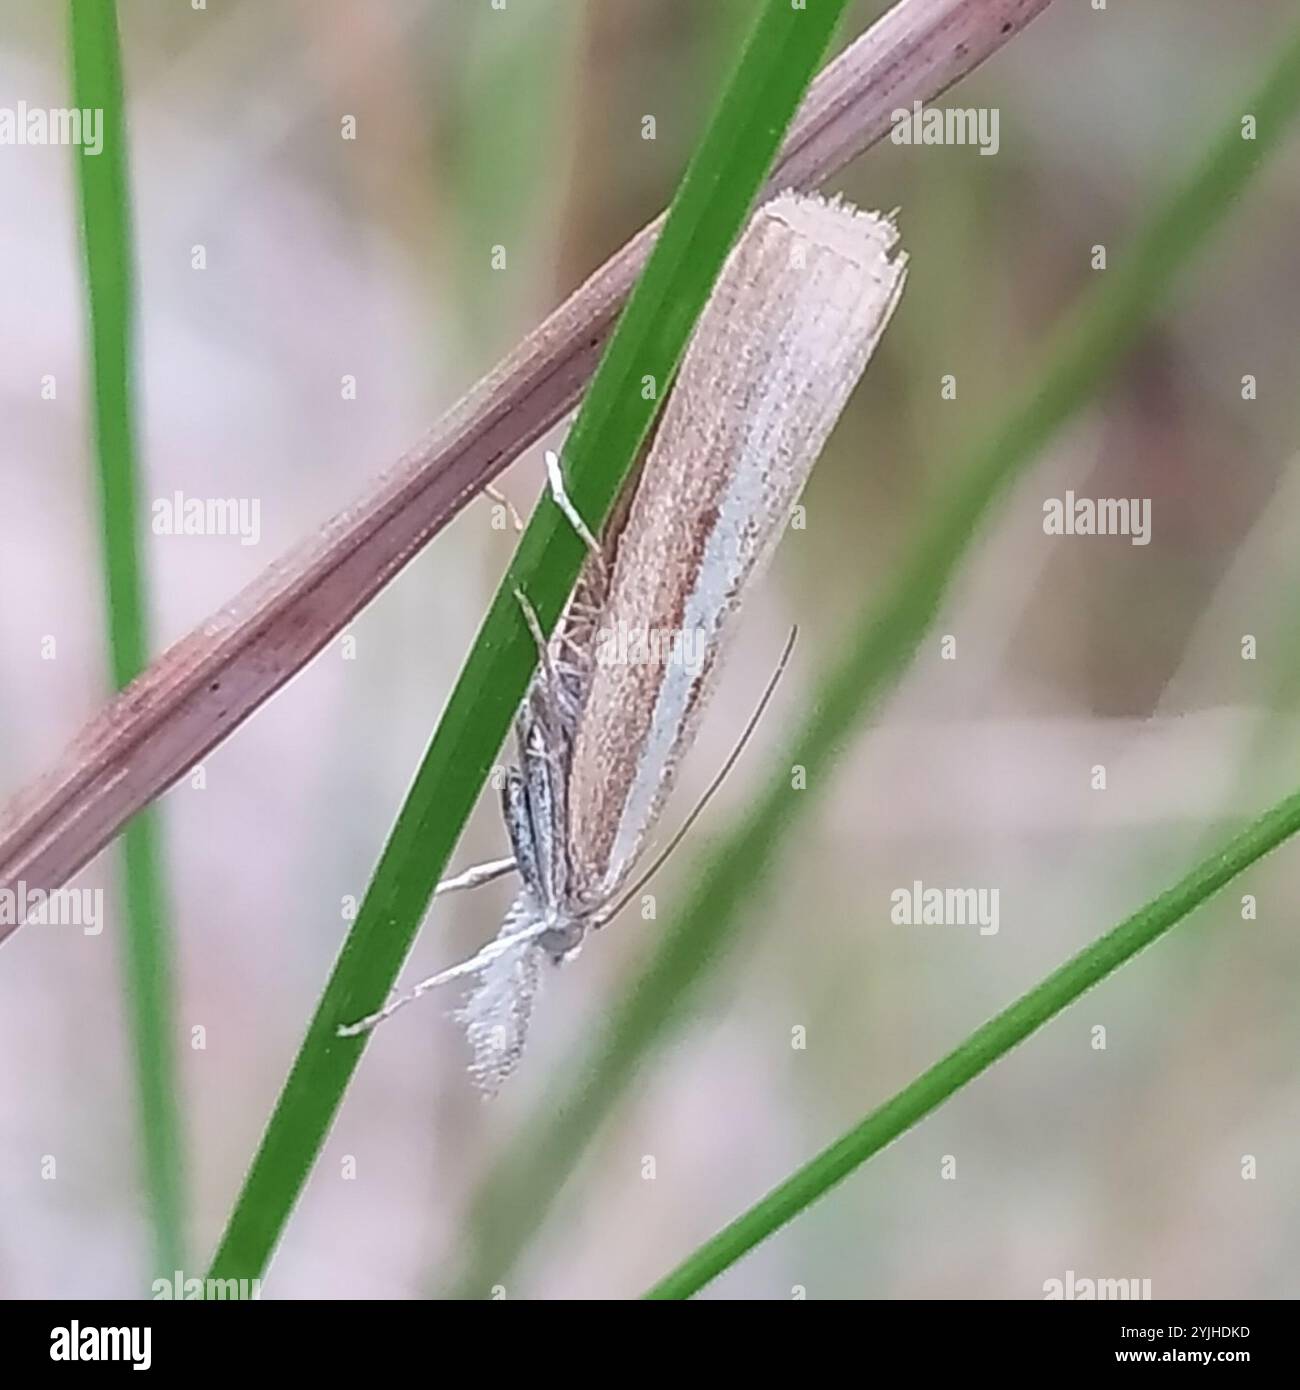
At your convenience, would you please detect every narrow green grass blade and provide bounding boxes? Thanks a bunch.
[208,0,855,1286]
[68,0,185,1273]
[646,785,1300,1298]
[449,21,1300,1296]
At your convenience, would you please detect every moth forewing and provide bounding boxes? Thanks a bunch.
[565,192,907,906]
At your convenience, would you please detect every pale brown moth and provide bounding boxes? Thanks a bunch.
[340,192,908,1091]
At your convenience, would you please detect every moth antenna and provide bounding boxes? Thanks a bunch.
[596,626,798,927]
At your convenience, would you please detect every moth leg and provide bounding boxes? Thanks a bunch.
[515,587,592,733]
[544,449,603,565]
[514,586,559,690]
[336,906,550,1038]
[484,483,525,534]
[515,587,587,720]
[434,856,517,897]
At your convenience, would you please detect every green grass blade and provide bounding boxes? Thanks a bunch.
[208,0,856,1286]
[448,19,1300,1296]
[68,0,185,1273]
[646,785,1300,1298]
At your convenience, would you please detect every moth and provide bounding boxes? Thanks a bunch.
[340,191,907,1090]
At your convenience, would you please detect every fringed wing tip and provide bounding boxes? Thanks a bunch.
[457,913,546,1094]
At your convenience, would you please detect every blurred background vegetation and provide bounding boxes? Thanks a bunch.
[1,0,1298,1297]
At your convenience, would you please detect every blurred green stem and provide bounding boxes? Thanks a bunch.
[69,0,185,1273]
